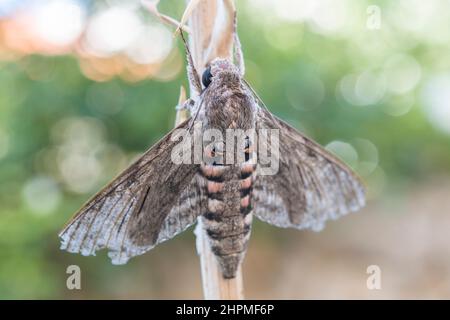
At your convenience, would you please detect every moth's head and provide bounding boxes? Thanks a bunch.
[201,58,239,89]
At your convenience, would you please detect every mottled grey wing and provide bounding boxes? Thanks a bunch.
[59,119,205,264]
[253,107,365,231]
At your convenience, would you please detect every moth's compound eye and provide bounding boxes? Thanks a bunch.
[202,66,212,88]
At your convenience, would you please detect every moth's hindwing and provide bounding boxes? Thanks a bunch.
[253,106,366,231]
[59,118,205,264]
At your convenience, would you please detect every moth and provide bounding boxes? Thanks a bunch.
[59,29,365,279]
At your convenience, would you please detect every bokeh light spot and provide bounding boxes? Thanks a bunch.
[22,176,61,216]
[126,25,173,65]
[85,6,143,56]
[31,0,85,47]
[421,74,450,135]
[325,140,358,169]
[383,53,421,94]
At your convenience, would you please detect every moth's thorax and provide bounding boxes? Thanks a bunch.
[202,72,255,131]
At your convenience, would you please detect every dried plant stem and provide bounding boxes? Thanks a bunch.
[173,0,244,300]
[141,0,191,33]
[151,0,243,300]
[194,220,244,299]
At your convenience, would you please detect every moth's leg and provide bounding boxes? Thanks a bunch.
[177,96,204,118]
[176,97,195,111]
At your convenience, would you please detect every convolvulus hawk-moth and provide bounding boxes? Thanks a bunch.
[59,27,365,279]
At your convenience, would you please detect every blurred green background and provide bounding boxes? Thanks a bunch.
[1,0,450,299]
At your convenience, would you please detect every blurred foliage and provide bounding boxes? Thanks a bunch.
[0,0,449,298]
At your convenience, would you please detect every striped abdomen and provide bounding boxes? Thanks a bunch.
[199,161,256,278]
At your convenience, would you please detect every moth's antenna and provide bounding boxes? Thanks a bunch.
[243,79,281,129]
[180,31,202,94]
[243,79,267,109]
[179,29,205,130]
[188,94,205,132]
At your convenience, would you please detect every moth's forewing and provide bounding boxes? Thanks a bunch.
[59,118,205,264]
[251,98,365,231]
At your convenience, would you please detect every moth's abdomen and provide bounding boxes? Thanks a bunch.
[199,162,256,279]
